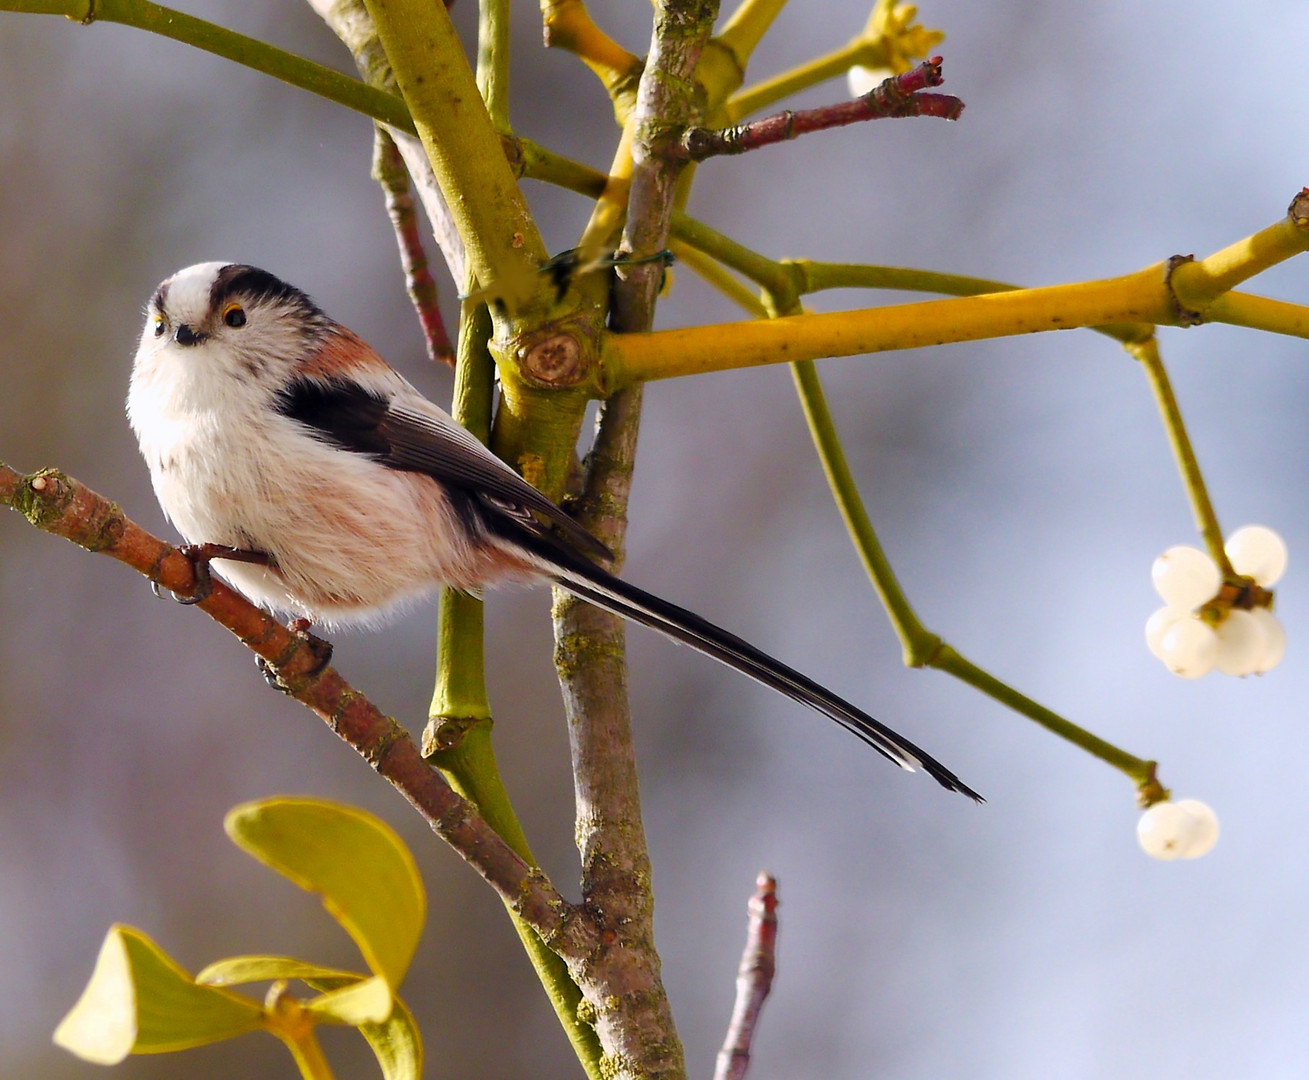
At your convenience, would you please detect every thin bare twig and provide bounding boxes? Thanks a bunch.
[372,126,455,365]
[681,56,962,161]
[0,462,595,962]
[714,872,780,1080]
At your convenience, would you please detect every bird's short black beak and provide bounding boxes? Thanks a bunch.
[174,324,206,347]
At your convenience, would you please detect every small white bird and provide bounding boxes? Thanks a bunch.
[128,262,980,801]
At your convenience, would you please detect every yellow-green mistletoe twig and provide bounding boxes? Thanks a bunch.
[604,191,1309,389]
[5,0,414,130]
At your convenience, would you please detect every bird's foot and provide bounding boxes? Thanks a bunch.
[257,618,333,693]
[151,543,271,605]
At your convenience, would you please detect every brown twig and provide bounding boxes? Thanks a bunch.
[714,873,780,1080]
[372,126,455,365]
[680,57,962,161]
[0,462,595,962]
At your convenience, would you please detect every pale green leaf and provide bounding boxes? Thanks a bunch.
[359,993,424,1080]
[197,955,365,988]
[54,925,263,1063]
[304,974,393,1026]
[304,977,422,1080]
[225,797,426,989]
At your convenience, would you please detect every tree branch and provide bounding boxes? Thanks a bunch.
[0,462,598,962]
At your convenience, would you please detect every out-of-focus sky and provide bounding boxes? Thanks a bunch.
[3,2,1308,1078]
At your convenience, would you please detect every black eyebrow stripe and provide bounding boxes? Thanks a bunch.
[150,282,169,312]
[209,264,323,316]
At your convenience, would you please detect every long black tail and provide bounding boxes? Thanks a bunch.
[501,522,981,802]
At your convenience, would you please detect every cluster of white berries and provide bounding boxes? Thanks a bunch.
[1137,798,1219,860]
[1145,525,1287,679]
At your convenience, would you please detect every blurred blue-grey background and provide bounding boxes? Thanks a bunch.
[3,2,1308,1077]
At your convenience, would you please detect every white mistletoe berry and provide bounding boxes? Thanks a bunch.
[1215,609,1266,677]
[846,65,888,98]
[1152,546,1221,609]
[1173,799,1220,858]
[1158,618,1218,679]
[1225,525,1288,587]
[1138,799,1219,860]
[1250,608,1286,674]
[1145,606,1191,661]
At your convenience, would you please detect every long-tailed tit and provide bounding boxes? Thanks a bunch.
[128,262,980,801]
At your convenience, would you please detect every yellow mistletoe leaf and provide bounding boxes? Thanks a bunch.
[197,955,366,987]
[54,925,262,1064]
[359,993,424,1080]
[225,797,426,989]
[304,974,394,1026]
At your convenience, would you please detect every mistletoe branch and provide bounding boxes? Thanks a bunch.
[605,193,1309,387]
[5,0,413,131]
[671,210,1166,798]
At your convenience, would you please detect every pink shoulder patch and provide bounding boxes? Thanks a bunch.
[301,327,393,379]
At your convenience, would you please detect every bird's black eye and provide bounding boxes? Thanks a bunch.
[222,303,247,328]
[153,316,166,337]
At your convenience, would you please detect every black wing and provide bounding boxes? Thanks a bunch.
[275,376,612,563]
